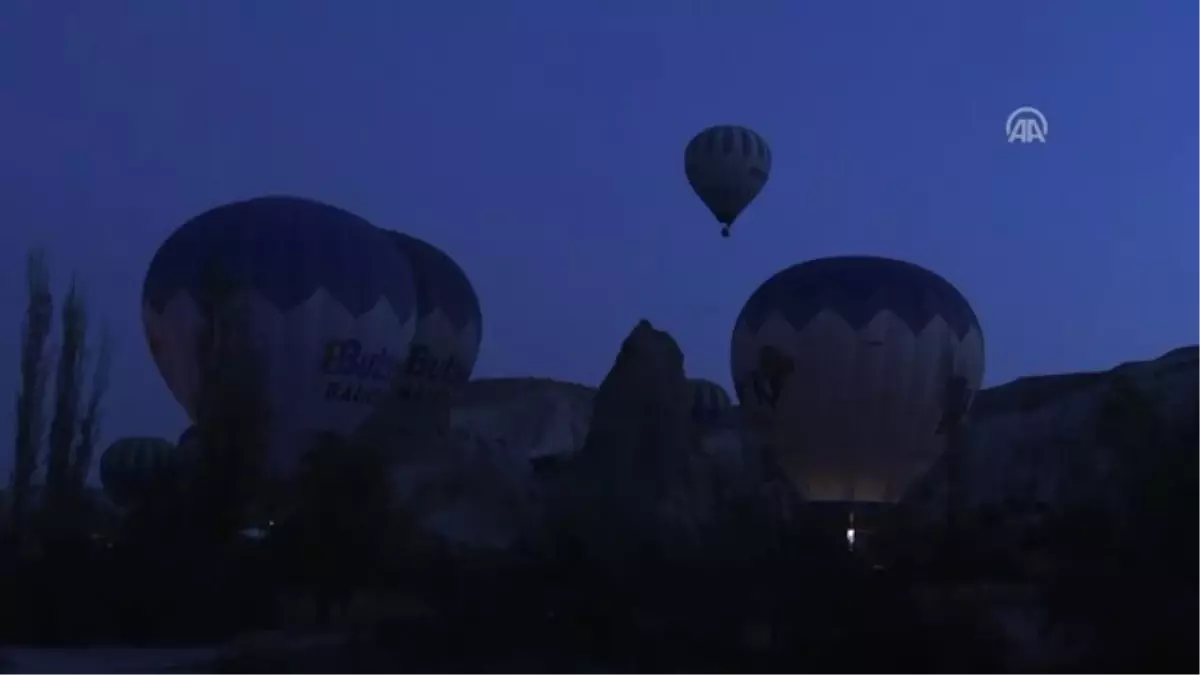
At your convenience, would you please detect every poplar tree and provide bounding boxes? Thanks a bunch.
[10,249,53,551]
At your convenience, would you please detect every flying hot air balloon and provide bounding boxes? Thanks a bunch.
[142,196,418,477]
[99,437,187,507]
[376,230,483,408]
[685,125,772,237]
[730,256,985,510]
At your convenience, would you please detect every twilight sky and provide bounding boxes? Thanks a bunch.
[0,0,1196,477]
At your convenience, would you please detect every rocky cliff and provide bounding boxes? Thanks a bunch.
[543,319,709,558]
[447,345,1197,516]
[902,345,1198,518]
[450,377,596,463]
[351,386,537,551]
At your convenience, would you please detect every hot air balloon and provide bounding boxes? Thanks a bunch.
[142,196,418,477]
[685,124,772,237]
[730,256,985,508]
[687,378,733,424]
[99,437,186,507]
[376,230,483,407]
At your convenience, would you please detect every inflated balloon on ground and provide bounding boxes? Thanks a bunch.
[687,378,733,424]
[731,255,985,504]
[377,230,483,407]
[141,196,419,476]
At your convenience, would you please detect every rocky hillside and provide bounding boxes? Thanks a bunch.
[448,345,1197,518]
[9,343,1191,554]
[352,321,793,555]
[450,377,596,463]
[902,345,1198,517]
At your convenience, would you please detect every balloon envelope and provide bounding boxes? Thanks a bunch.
[731,256,984,503]
[142,196,418,476]
[377,230,483,406]
[685,125,772,234]
[687,378,732,424]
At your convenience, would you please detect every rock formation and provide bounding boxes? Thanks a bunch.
[446,338,1200,538]
[352,391,536,551]
[902,345,1198,518]
[544,320,710,560]
[440,354,802,539]
[451,377,596,464]
[355,321,1197,562]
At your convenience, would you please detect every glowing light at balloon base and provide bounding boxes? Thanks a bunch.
[803,500,894,558]
[731,256,985,515]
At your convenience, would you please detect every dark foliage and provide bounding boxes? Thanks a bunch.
[1035,377,1199,671]
[266,433,400,628]
[3,330,1194,672]
[0,465,995,671]
[43,278,87,541]
[10,249,54,551]
[293,491,1009,673]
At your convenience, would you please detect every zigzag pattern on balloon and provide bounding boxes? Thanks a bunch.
[736,256,982,341]
[405,306,483,382]
[143,286,417,440]
[142,196,416,319]
[378,230,483,335]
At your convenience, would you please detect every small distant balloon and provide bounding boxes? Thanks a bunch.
[687,378,732,424]
[684,125,772,237]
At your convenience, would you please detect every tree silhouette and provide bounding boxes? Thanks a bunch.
[1040,375,1198,671]
[43,277,88,545]
[186,261,271,548]
[9,249,53,552]
[271,432,397,629]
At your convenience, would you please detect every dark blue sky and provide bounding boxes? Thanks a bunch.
[1,1,1196,476]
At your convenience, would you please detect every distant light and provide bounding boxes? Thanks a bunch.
[846,527,856,549]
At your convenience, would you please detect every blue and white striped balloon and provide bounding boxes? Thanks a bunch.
[731,256,985,504]
[687,378,733,425]
[142,196,418,476]
[684,124,772,237]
